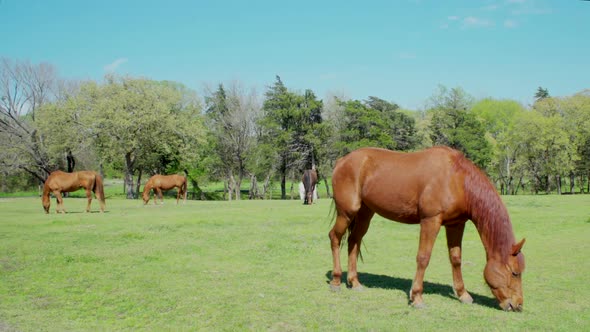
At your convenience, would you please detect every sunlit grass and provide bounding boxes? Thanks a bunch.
[0,194,589,331]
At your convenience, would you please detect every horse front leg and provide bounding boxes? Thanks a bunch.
[53,191,65,214]
[328,214,349,291]
[410,216,442,308]
[445,222,473,304]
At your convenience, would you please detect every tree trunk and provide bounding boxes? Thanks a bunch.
[514,176,523,195]
[556,174,561,195]
[249,174,258,199]
[135,169,143,198]
[234,174,241,201]
[323,178,331,198]
[262,172,272,200]
[124,152,136,199]
[66,150,75,173]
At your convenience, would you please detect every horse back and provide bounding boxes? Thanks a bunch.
[148,174,186,190]
[332,147,469,224]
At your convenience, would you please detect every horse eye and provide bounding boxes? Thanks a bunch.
[512,271,520,277]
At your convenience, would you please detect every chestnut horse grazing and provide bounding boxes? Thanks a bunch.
[42,170,106,214]
[329,147,526,311]
[302,168,318,205]
[142,174,187,205]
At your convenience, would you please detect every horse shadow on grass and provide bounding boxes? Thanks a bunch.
[325,271,498,309]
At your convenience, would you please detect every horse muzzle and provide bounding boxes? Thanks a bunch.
[502,301,523,312]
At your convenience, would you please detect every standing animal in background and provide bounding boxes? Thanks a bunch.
[142,174,187,205]
[302,168,318,205]
[42,170,106,214]
[328,146,526,312]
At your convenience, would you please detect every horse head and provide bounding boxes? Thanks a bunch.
[142,190,150,204]
[484,239,526,311]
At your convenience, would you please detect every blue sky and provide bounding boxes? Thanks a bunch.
[1,0,588,109]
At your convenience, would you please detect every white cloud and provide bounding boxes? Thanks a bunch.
[482,4,499,11]
[463,16,494,28]
[504,19,518,28]
[448,15,460,20]
[399,52,416,60]
[104,58,128,72]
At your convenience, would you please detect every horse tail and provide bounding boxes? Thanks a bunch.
[303,170,311,204]
[93,173,106,211]
[345,216,365,262]
[329,200,365,262]
[181,175,188,202]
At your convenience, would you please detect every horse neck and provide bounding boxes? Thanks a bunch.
[463,171,516,263]
[42,182,51,197]
[143,182,153,194]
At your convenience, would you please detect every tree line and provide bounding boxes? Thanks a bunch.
[1,58,589,198]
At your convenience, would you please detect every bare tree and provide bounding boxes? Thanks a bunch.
[0,58,58,183]
[205,81,259,200]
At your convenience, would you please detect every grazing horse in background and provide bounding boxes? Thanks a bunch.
[142,174,187,205]
[328,147,526,311]
[42,170,106,214]
[302,168,318,205]
[299,182,318,202]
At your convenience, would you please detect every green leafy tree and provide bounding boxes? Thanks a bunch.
[472,98,527,194]
[426,86,491,169]
[54,76,206,199]
[512,110,576,194]
[534,91,590,193]
[258,76,324,199]
[534,87,550,101]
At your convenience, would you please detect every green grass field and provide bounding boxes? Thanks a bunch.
[0,194,589,331]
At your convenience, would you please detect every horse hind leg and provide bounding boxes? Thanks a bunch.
[85,188,92,212]
[346,204,374,290]
[328,213,349,291]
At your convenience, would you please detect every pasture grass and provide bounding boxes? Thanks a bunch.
[0,194,589,331]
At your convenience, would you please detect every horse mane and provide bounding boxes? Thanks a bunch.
[451,150,515,262]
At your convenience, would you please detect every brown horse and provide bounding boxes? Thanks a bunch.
[328,147,526,311]
[302,168,318,205]
[42,170,106,214]
[142,174,187,205]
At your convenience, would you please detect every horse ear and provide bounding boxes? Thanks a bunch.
[512,238,525,256]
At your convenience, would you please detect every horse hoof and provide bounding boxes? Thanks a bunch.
[350,285,365,292]
[329,284,341,292]
[459,293,474,304]
[412,302,427,309]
